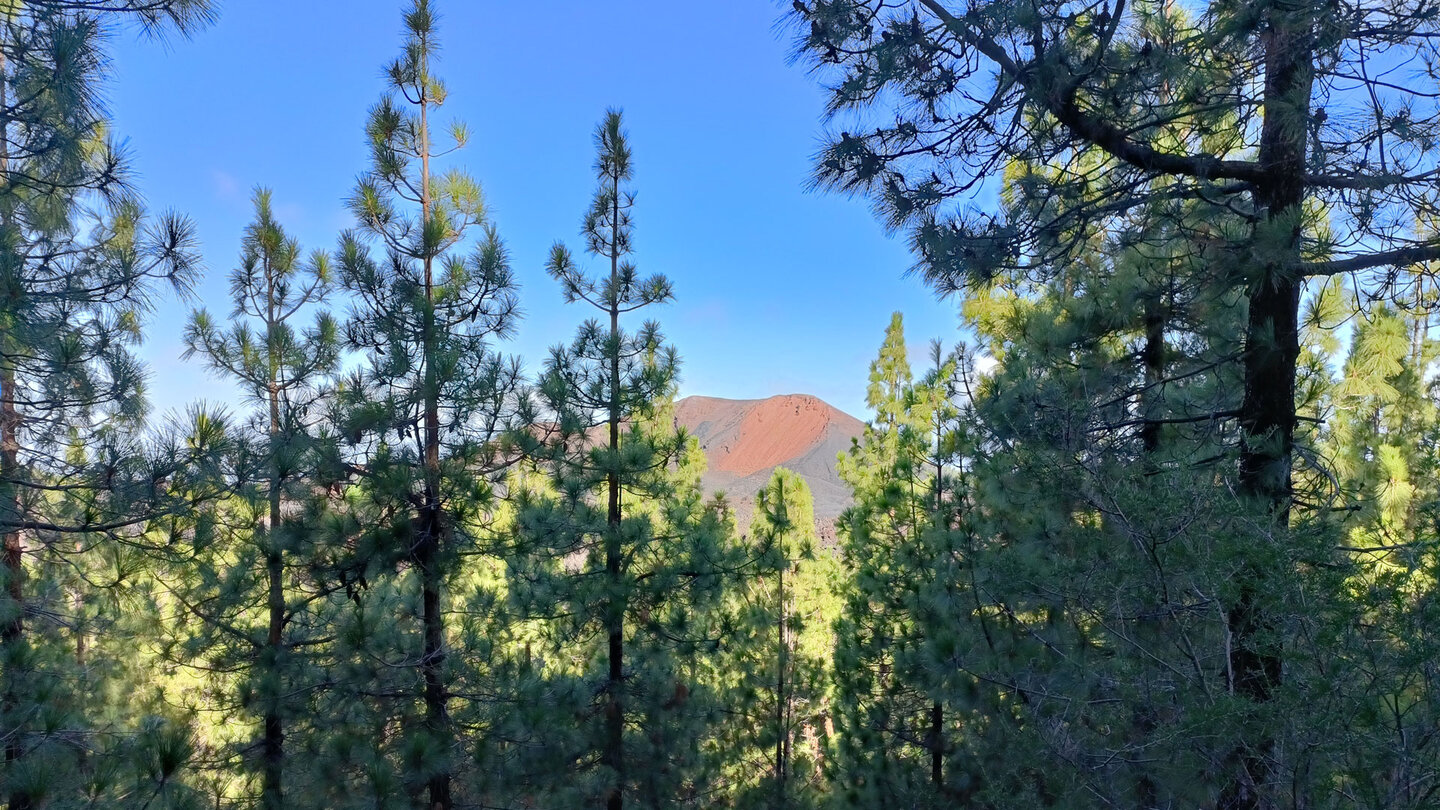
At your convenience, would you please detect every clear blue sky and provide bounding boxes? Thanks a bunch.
[108,0,962,421]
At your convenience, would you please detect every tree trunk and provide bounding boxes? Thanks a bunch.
[262,266,286,809]
[930,396,945,790]
[420,527,449,810]
[775,528,788,810]
[1140,298,1165,457]
[1220,1,1313,806]
[262,537,284,810]
[929,702,943,786]
[2,361,28,810]
[1137,297,1164,808]
[605,167,625,810]
[417,48,452,810]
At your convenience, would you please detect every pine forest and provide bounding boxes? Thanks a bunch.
[3,0,1440,808]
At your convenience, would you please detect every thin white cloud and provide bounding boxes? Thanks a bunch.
[211,169,240,200]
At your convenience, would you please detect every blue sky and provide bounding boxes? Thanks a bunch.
[107,1,962,421]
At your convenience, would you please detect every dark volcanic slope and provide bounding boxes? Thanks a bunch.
[674,394,864,528]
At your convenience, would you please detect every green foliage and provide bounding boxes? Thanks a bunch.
[0,3,219,808]
[831,314,968,808]
[697,468,841,809]
[323,4,521,807]
[175,188,341,808]
[505,109,741,808]
[10,3,1440,810]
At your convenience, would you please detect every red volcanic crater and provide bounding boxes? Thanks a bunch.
[675,394,864,532]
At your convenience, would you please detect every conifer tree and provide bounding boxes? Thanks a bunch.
[876,172,1412,809]
[831,314,966,807]
[1303,294,1440,808]
[790,0,1440,801]
[181,188,338,809]
[900,167,1293,807]
[510,109,733,808]
[749,468,839,810]
[329,3,520,807]
[0,3,215,808]
[832,314,924,803]
[544,108,670,810]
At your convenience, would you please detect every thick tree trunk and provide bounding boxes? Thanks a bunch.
[929,702,943,786]
[1220,2,1312,807]
[1136,298,1165,808]
[1140,299,1166,457]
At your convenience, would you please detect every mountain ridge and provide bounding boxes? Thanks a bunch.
[674,393,864,537]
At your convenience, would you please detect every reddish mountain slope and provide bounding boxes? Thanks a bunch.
[674,394,864,531]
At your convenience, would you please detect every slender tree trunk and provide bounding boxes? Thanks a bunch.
[261,265,285,810]
[775,527,788,810]
[419,523,448,810]
[417,52,452,810]
[605,168,625,810]
[1221,2,1313,807]
[261,453,284,810]
[72,538,84,666]
[876,654,891,810]
[71,536,86,783]
[930,397,945,790]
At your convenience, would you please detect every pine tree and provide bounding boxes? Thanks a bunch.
[0,3,215,808]
[751,468,839,810]
[1303,294,1440,809]
[790,0,1440,801]
[181,188,339,808]
[329,3,520,806]
[509,109,734,808]
[874,169,1385,809]
[832,314,923,804]
[831,314,967,808]
[901,161,1287,807]
[543,108,669,810]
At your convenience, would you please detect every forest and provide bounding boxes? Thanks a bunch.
[3,0,1440,808]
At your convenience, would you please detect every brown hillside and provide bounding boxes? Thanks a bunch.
[675,394,864,534]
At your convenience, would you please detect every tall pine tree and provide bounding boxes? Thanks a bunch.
[509,109,734,808]
[790,0,1440,801]
[329,3,520,806]
[181,188,339,809]
[832,314,967,808]
[0,3,215,808]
